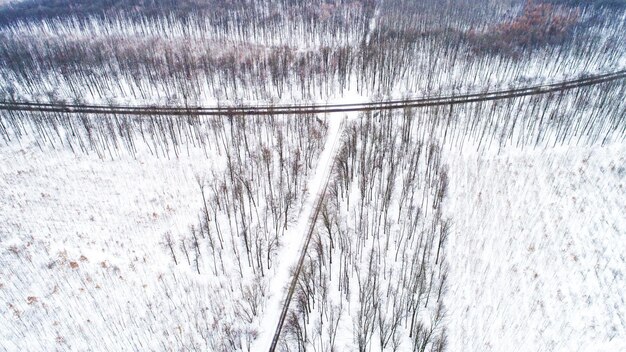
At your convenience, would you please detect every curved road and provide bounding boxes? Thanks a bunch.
[0,70,624,116]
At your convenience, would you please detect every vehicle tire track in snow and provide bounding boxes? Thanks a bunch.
[253,116,345,352]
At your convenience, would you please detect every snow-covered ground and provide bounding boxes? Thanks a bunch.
[0,114,331,351]
[444,143,626,351]
[1,79,625,351]
[0,138,206,350]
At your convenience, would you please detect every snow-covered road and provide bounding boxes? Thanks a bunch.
[252,115,345,351]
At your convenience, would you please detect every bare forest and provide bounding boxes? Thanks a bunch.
[1,0,625,351]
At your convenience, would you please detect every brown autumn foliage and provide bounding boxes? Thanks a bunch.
[468,1,581,55]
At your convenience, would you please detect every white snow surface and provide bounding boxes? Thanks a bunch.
[443,143,626,351]
[0,139,205,350]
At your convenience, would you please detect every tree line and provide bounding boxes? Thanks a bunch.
[0,0,623,106]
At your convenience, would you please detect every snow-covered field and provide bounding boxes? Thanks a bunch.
[444,144,626,352]
[0,138,205,350]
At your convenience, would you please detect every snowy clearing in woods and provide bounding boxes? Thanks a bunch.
[444,143,626,352]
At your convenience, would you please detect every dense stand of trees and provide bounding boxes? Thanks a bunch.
[0,108,328,160]
[281,112,449,351]
[0,0,623,105]
[468,2,582,55]
[0,0,378,26]
[544,0,626,8]
[411,81,626,152]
